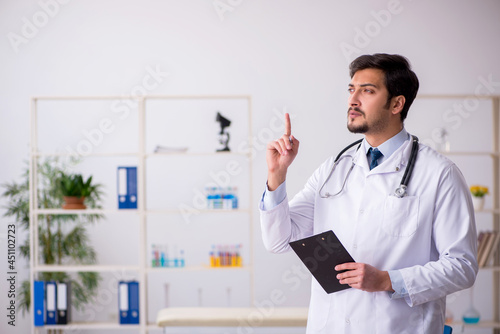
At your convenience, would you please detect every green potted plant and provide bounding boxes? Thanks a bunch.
[1,157,104,317]
[57,172,102,209]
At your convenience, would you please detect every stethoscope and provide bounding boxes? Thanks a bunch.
[318,135,419,199]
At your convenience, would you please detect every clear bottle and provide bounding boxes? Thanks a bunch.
[214,187,223,209]
[160,245,166,267]
[210,245,217,267]
[179,249,185,267]
[151,244,157,267]
[462,288,480,324]
[232,186,238,209]
[223,187,234,210]
[173,245,179,268]
[206,187,215,209]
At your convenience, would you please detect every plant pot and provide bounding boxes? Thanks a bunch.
[472,196,485,211]
[62,196,86,210]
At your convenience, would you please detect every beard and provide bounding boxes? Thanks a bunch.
[347,107,369,133]
[347,104,391,134]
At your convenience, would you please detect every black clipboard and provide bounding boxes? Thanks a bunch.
[289,230,355,294]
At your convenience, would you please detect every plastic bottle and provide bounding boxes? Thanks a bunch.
[164,244,170,268]
[173,245,179,267]
[160,245,165,267]
[232,187,238,209]
[223,187,234,210]
[179,249,185,267]
[235,244,242,267]
[206,187,215,209]
[214,188,223,209]
[151,244,157,267]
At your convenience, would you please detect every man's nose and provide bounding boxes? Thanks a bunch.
[349,91,360,107]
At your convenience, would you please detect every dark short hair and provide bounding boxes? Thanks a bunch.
[349,54,419,121]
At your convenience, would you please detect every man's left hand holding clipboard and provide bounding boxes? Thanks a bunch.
[289,230,355,294]
[289,230,394,294]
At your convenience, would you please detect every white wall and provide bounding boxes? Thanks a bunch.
[1,0,500,333]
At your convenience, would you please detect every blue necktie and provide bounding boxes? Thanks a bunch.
[368,148,383,170]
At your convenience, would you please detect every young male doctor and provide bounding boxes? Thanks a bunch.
[260,54,478,333]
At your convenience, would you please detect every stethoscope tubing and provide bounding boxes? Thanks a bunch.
[320,135,419,198]
[400,136,419,188]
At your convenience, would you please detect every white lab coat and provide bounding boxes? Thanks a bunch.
[260,137,478,334]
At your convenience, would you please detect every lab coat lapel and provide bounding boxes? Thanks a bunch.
[352,143,370,171]
[352,137,413,175]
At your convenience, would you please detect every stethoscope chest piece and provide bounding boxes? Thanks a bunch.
[394,185,407,198]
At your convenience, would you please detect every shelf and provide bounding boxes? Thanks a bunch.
[42,322,140,330]
[478,266,500,271]
[33,265,254,274]
[473,208,500,214]
[147,265,251,273]
[34,265,140,272]
[32,151,252,158]
[146,151,251,157]
[438,151,500,157]
[35,208,250,215]
[146,208,250,214]
[417,94,500,100]
[34,208,139,215]
[33,152,140,157]
[450,320,500,329]
[32,94,251,101]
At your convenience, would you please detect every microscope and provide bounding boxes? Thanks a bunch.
[216,112,231,152]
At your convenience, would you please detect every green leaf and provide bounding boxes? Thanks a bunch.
[2,157,105,310]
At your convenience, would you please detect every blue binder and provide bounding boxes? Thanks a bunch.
[118,281,129,324]
[117,167,138,209]
[128,281,139,324]
[45,281,57,325]
[34,281,45,326]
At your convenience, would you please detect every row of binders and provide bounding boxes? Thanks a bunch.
[34,280,140,326]
[478,230,500,268]
[34,281,70,326]
[119,281,140,324]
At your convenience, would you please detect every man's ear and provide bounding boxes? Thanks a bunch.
[391,95,405,115]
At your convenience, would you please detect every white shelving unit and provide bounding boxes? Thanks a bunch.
[415,94,500,333]
[29,95,254,333]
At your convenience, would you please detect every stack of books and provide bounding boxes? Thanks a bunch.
[477,231,500,268]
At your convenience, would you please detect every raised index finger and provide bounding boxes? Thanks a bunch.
[285,113,292,136]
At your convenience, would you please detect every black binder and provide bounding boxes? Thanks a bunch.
[57,281,71,324]
[289,230,355,294]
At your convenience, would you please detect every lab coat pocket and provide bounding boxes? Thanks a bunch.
[382,195,419,237]
[307,280,331,331]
